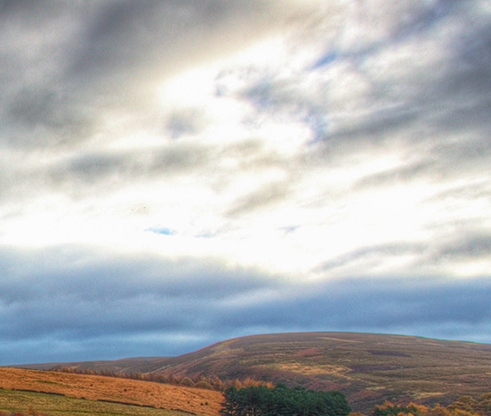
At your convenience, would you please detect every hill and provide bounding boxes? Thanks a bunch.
[17,332,491,412]
[0,367,223,416]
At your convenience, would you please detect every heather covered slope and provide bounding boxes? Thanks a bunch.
[148,332,491,410]
[19,332,491,412]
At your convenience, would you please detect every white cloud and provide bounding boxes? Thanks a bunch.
[0,0,490,363]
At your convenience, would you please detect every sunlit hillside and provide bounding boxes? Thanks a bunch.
[20,332,491,413]
[0,367,223,416]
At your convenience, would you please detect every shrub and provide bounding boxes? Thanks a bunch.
[194,380,213,390]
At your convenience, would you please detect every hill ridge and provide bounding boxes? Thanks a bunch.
[15,332,491,412]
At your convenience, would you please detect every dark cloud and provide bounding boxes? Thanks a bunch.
[62,0,308,101]
[0,0,304,149]
[0,245,280,362]
[69,0,267,78]
[1,243,490,365]
[0,246,275,303]
[216,276,491,340]
[433,233,491,261]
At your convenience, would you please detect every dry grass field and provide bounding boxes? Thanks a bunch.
[0,389,183,416]
[0,367,223,416]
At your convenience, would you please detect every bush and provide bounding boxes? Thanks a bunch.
[194,380,213,390]
[180,377,195,387]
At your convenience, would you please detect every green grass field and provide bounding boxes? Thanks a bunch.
[0,389,187,416]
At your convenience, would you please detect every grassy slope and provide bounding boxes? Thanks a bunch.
[0,367,223,416]
[16,332,491,413]
[0,389,184,416]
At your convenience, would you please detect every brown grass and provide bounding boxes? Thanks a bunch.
[0,367,223,416]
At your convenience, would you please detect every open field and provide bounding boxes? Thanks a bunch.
[0,367,223,416]
[24,332,491,413]
[0,389,185,416]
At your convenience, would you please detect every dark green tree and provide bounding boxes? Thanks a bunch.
[220,384,351,416]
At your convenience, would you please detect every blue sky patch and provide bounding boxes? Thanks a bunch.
[146,227,176,236]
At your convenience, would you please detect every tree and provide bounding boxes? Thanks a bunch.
[220,384,351,416]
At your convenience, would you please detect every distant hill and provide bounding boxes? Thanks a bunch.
[17,332,491,412]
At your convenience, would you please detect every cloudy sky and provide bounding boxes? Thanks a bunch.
[1,0,491,365]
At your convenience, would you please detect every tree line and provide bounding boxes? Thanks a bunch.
[56,366,272,391]
[220,384,351,416]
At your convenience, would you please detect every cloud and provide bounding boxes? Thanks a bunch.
[226,181,292,217]
[0,0,490,364]
[2,243,490,364]
[0,244,281,362]
[0,0,306,148]
[316,242,428,273]
[215,275,491,344]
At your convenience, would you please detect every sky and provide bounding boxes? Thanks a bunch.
[1,0,491,365]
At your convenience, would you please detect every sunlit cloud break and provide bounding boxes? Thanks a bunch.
[0,0,490,364]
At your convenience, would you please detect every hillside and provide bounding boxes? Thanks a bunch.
[0,367,223,416]
[17,332,491,412]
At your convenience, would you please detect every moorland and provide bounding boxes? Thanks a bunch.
[8,332,491,415]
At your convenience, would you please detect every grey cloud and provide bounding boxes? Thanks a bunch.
[44,143,213,193]
[220,139,293,173]
[425,181,491,205]
[0,246,276,304]
[70,0,260,76]
[387,0,453,40]
[0,0,304,149]
[433,233,491,261]
[1,243,490,364]
[227,2,479,169]
[166,108,207,139]
[2,85,97,150]
[354,161,436,190]
[0,1,95,148]
[313,2,491,163]
[317,243,428,273]
[3,134,291,205]
[0,244,279,360]
[441,7,491,100]
[225,67,331,145]
[352,135,491,193]
[64,0,307,98]
[315,228,491,275]
[216,276,491,338]
[226,181,291,218]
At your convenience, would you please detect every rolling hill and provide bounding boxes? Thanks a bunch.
[16,332,491,413]
[0,367,223,416]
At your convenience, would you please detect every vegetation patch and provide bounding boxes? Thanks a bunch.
[0,389,183,416]
[0,368,223,416]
